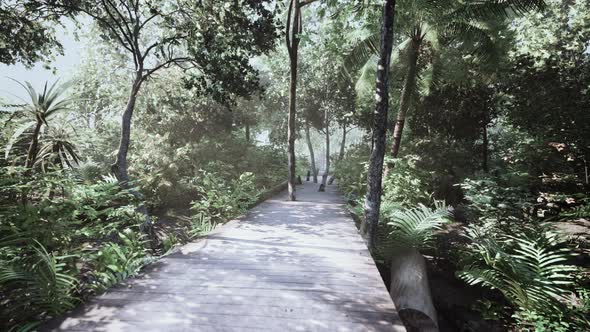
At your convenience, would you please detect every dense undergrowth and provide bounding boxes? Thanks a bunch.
[335,138,590,331]
[0,133,285,331]
[2,0,590,331]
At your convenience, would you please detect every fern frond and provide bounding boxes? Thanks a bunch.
[459,225,576,313]
[374,201,452,258]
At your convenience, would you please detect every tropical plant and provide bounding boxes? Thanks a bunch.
[0,240,78,329]
[4,80,74,168]
[35,125,80,171]
[380,200,452,252]
[458,225,577,323]
[190,170,259,225]
[381,155,431,207]
[189,213,217,239]
[347,0,546,165]
[87,229,151,292]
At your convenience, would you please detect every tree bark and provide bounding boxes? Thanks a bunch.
[363,0,397,250]
[110,71,154,242]
[321,107,330,186]
[111,71,143,184]
[305,124,318,183]
[389,37,421,166]
[338,123,347,161]
[25,120,43,168]
[286,0,301,201]
[482,123,489,173]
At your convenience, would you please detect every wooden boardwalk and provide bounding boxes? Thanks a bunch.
[43,182,406,332]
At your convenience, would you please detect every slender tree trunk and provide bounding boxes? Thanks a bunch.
[112,71,143,184]
[339,124,347,161]
[110,71,154,242]
[482,124,489,173]
[245,123,251,143]
[322,109,330,186]
[389,37,421,167]
[25,120,43,168]
[305,124,318,183]
[584,157,589,185]
[286,0,301,201]
[363,0,397,250]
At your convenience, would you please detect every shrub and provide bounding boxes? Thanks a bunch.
[382,155,431,207]
[458,172,533,227]
[333,144,369,199]
[0,167,148,330]
[190,170,259,226]
[375,201,452,260]
[458,225,588,330]
[85,229,152,293]
[0,241,78,330]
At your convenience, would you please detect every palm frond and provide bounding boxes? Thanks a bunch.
[442,0,546,21]
[341,32,381,80]
[443,20,498,62]
[4,120,37,159]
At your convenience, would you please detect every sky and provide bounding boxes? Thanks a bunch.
[0,20,84,102]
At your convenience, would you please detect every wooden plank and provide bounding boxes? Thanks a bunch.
[42,183,406,332]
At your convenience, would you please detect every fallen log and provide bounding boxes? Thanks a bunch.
[389,248,438,332]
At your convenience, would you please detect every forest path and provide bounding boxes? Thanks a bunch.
[43,181,405,332]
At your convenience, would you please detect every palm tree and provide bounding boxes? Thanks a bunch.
[4,80,74,168]
[363,0,397,249]
[36,125,81,172]
[347,0,545,169]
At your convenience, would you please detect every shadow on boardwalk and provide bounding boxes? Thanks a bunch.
[42,182,406,332]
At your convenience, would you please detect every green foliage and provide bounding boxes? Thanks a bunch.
[0,167,150,330]
[382,155,432,207]
[384,201,452,250]
[188,214,217,239]
[132,134,285,210]
[333,144,369,199]
[0,241,78,330]
[374,201,452,261]
[3,79,76,169]
[190,171,259,226]
[86,229,152,292]
[459,173,533,224]
[0,167,142,248]
[458,225,587,329]
[0,2,64,66]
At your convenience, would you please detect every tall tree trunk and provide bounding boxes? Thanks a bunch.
[245,123,251,143]
[286,0,301,201]
[363,0,397,250]
[482,123,489,173]
[25,120,43,168]
[111,71,143,184]
[339,123,347,161]
[322,108,330,186]
[305,124,318,183]
[110,71,154,242]
[389,37,421,166]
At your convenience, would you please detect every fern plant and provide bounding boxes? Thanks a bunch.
[88,229,152,292]
[375,201,452,259]
[458,226,576,316]
[0,241,78,329]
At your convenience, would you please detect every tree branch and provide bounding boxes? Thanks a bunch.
[286,0,294,54]
[298,0,320,8]
[142,57,192,79]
